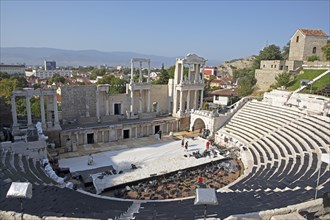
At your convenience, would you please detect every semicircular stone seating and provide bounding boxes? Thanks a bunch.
[1,100,329,220]
[132,100,330,219]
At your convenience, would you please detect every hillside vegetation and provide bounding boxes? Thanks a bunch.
[287,69,329,93]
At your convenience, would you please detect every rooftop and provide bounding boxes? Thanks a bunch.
[299,28,328,37]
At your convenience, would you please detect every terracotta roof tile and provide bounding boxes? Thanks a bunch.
[299,29,328,37]
[209,88,237,96]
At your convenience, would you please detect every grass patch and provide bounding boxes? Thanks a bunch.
[287,69,329,92]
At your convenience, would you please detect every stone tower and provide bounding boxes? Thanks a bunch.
[288,29,328,61]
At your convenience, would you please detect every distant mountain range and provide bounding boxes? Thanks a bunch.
[0,47,221,68]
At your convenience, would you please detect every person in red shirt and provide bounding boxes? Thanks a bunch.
[205,140,210,150]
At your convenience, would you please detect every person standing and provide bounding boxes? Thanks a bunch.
[185,141,189,152]
[206,140,210,151]
[181,137,185,148]
[159,130,162,140]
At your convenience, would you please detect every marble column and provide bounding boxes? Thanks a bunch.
[138,90,142,113]
[194,90,197,109]
[173,90,178,114]
[26,95,32,126]
[130,60,134,83]
[53,94,59,125]
[179,90,183,112]
[96,90,100,121]
[11,95,18,127]
[200,90,204,109]
[195,64,199,82]
[188,64,191,82]
[40,95,46,127]
[187,90,190,112]
[105,94,109,116]
[76,133,79,145]
[201,65,205,83]
[130,89,134,115]
[180,64,184,83]
[94,131,98,143]
[147,90,151,112]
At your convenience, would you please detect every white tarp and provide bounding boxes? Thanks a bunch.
[6,182,33,199]
[43,159,64,184]
[194,188,218,205]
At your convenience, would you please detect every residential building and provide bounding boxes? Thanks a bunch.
[0,64,25,76]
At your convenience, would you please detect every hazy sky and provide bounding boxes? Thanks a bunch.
[1,0,329,61]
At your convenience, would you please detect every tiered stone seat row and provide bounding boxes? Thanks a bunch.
[218,101,330,193]
[134,101,329,219]
[0,150,57,185]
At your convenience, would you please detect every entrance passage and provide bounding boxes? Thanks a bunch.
[87,133,94,144]
[123,129,130,139]
[193,118,206,131]
[154,125,160,134]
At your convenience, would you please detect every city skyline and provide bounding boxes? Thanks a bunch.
[1,0,329,61]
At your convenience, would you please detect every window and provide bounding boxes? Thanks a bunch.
[312,47,316,54]
[274,65,276,68]
[114,103,121,115]
[271,65,273,68]
[296,36,299,42]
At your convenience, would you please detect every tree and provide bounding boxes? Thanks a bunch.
[33,83,42,89]
[253,44,283,69]
[321,41,330,60]
[10,76,28,89]
[0,78,17,102]
[237,77,254,97]
[49,73,66,84]
[282,42,290,60]
[166,65,175,79]
[97,75,127,94]
[274,72,291,88]
[31,97,41,117]
[154,64,170,84]
[0,72,10,80]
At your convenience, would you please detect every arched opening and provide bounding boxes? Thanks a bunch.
[312,47,317,54]
[192,118,206,132]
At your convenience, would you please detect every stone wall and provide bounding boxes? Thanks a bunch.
[61,85,97,123]
[289,31,306,61]
[303,36,328,61]
[255,69,284,91]
[303,61,330,69]
[150,85,169,115]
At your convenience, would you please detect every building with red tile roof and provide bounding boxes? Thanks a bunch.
[289,28,328,61]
